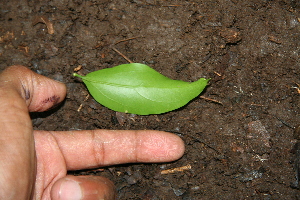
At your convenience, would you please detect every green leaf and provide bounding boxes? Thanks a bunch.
[73,63,209,115]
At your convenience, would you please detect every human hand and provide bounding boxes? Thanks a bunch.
[0,65,185,200]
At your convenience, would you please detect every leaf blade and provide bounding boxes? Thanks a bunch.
[74,63,209,115]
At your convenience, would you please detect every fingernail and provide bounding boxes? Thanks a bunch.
[59,179,82,200]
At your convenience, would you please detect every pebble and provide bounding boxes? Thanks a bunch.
[52,73,64,82]
[247,120,271,148]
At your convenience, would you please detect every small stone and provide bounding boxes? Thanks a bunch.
[219,28,242,44]
[247,120,271,148]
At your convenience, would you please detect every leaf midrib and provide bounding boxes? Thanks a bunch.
[84,78,192,89]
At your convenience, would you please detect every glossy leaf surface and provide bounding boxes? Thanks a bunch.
[74,63,209,115]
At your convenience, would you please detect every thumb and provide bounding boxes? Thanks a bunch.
[0,65,66,199]
[0,65,66,112]
[51,175,116,200]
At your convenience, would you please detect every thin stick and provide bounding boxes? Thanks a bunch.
[214,71,222,77]
[112,47,133,63]
[199,96,223,105]
[161,164,191,175]
[273,115,295,129]
[77,94,90,112]
[114,37,139,45]
[161,5,182,7]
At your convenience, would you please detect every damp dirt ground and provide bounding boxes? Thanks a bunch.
[1,0,300,199]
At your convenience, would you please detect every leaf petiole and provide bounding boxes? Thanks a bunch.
[73,73,84,79]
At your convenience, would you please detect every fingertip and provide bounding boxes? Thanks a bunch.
[51,175,116,200]
[168,132,185,160]
[162,131,185,160]
[138,131,185,163]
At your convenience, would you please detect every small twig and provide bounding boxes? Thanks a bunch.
[273,115,295,129]
[111,37,139,63]
[167,130,223,155]
[112,47,133,63]
[161,164,191,175]
[292,82,300,94]
[199,96,223,105]
[294,82,300,88]
[244,102,268,107]
[214,71,222,77]
[144,3,183,7]
[161,5,182,7]
[18,45,30,55]
[77,94,90,112]
[77,104,83,112]
[114,37,139,45]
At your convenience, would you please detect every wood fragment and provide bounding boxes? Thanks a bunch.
[161,164,191,174]
[94,41,105,49]
[116,171,122,176]
[292,82,300,94]
[114,37,139,45]
[214,71,222,77]
[199,96,223,105]
[77,94,90,112]
[18,46,29,54]
[244,102,267,107]
[273,115,295,129]
[145,4,183,7]
[268,35,282,44]
[77,104,83,112]
[161,5,182,7]
[32,16,54,34]
[112,47,133,63]
[74,65,83,72]
[83,94,90,101]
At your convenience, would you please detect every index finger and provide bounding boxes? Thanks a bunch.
[34,129,185,170]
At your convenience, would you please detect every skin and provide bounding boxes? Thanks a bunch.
[0,65,185,200]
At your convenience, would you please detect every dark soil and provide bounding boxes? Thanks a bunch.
[1,0,300,199]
